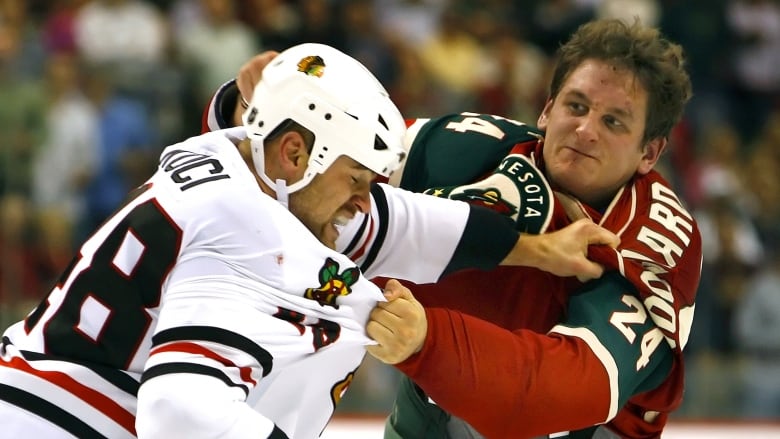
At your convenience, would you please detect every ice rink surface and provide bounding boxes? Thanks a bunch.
[321,417,780,439]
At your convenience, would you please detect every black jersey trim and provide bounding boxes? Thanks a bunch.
[360,184,390,273]
[270,424,291,439]
[141,362,249,396]
[0,383,108,439]
[152,326,273,377]
[442,205,519,277]
[342,213,370,255]
[215,80,239,130]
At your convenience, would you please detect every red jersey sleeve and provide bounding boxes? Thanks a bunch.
[397,271,675,438]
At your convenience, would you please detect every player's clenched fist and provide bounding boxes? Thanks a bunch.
[366,279,427,365]
[501,217,620,281]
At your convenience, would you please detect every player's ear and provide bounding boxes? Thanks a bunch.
[278,131,310,176]
[537,99,553,129]
[637,137,667,175]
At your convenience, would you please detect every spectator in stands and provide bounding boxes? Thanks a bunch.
[734,250,780,418]
[31,52,98,273]
[175,0,259,107]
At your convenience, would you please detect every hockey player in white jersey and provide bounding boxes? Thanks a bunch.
[0,44,616,439]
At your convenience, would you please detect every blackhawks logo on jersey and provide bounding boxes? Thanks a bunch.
[304,257,360,308]
[297,55,325,77]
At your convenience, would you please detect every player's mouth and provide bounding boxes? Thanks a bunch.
[331,215,350,235]
[563,146,598,160]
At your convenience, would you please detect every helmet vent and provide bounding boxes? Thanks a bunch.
[374,135,388,151]
[378,114,388,130]
[309,103,316,110]
[325,113,332,120]
[247,108,258,124]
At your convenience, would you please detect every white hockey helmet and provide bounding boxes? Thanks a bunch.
[242,43,406,202]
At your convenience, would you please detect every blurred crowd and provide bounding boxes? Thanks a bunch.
[1,0,779,421]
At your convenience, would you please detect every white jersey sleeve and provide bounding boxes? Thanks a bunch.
[336,183,469,282]
[337,182,519,282]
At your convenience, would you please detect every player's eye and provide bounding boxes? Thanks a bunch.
[603,115,625,130]
[567,101,587,115]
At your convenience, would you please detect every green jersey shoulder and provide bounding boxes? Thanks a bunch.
[398,112,545,192]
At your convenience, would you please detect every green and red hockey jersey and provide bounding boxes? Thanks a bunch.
[392,112,702,438]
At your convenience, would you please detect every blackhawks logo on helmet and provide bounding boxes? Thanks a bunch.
[297,55,326,77]
[304,257,359,308]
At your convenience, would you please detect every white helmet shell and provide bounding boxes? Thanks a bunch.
[242,43,406,196]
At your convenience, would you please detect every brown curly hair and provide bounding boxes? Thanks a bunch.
[548,19,692,144]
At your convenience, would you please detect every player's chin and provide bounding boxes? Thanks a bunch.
[320,223,340,250]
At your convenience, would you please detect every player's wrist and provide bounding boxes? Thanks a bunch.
[502,232,546,268]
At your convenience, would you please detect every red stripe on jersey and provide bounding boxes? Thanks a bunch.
[201,95,215,134]
[0,356,136,435]
[349,215,376,261]
[150,342,257,386]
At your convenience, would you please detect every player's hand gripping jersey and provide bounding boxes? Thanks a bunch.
[386,113,702,438]
[0,127,518,439]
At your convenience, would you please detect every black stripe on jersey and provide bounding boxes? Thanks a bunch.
[141,362,249,396]
[360,184,390,273]
[20,350,140,397]
[442,205,520,277]
[342,213,369,255]
[215,80,239,129]
[152,326,273,377]
[0,383,107,439]
[270,424,291,439]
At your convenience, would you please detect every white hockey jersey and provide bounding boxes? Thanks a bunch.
[0,127,516,438]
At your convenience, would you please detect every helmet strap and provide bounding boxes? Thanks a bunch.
[274,178,290,208]
[250,138,313,208]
